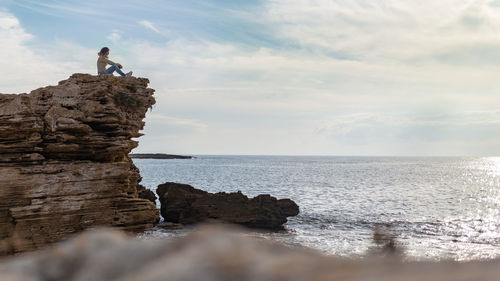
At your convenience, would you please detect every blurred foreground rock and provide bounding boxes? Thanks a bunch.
[0,226,499,281]
[156,182,299,229]
[0,74,159,255]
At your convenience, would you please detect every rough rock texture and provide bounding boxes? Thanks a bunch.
[0,74,160,255]
[156,182,299,229]
[137,184,157,204]
[1,226,500,281]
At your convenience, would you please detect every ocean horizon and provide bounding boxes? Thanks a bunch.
[136,153,500,157]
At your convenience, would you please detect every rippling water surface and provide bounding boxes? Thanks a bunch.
[134,156,500,261]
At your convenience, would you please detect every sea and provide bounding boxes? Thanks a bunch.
[133,156,500,261]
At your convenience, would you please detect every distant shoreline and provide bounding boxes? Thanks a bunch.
[129,153,196,159]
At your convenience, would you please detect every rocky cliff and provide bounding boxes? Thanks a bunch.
[0,74,160,255]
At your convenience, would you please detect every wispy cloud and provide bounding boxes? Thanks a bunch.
[138,20,161,33]
[147,114,208,129]
[107,30,122,41]
[7,0,111,18]
[317,110,500,145]
[264,0,500,65]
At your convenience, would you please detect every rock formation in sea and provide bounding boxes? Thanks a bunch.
[0,74,160,255]
[129,153,195,159]
[156,182,299,229]
[1,226,499,281]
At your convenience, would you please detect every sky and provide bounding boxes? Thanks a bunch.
[1,0,500,156]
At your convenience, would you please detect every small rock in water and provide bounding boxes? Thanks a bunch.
[156,182,299,230]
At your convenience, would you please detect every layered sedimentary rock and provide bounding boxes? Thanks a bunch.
[1,226,500,281]
[0,74,160,255]
[156,182,299,229]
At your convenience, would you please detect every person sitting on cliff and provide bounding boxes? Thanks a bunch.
[97,47,132,77]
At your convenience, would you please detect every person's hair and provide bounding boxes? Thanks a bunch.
[98,47,109,56]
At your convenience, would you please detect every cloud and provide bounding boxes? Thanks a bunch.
[0,9,32,41]
[107,30,122,41]
[264,0,500,65]
[0,9,59,92]
[146,114,208,130]
[0,10,95,93]
[119,32,500,154]
[124,36,500,118]
[138,20,160,33]
[8,0,110,18]
[317,110,500,145]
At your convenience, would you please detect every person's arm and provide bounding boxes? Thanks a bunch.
[104,58,118,66]
[106,58,123,68]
